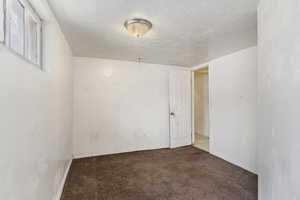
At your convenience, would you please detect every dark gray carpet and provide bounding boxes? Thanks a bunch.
[61,146,257,200]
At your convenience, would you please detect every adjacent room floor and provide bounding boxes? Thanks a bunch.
[194,134,210,152]
[61,146,257,200]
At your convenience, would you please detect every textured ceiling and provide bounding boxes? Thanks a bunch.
[48,0,258,67]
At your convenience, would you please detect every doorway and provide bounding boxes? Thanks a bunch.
[193,67,209,152]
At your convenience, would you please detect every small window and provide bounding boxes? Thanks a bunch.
[26,10,41,65]
[5,0,42,68]
[7,0,25,55]
[0,0,4,42]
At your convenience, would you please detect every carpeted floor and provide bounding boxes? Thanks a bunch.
[61,146,257,200]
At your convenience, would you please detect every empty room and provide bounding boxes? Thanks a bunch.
[1,0,299,200]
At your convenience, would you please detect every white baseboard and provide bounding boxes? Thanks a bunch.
[53,159,72,200]
[74,146,169,159]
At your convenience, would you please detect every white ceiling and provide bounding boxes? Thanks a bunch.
[48,0,258,67]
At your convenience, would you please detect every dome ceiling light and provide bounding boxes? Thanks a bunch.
[124,18,152,38]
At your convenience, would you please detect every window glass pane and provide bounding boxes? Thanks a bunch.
[9,0,25,55]
[0,0,4,42]
[27,14,38,64]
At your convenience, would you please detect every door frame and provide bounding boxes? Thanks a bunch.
[191,64,211,151]
[168,64,211,150]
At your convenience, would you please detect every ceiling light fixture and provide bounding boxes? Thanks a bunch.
[124,18,152,38]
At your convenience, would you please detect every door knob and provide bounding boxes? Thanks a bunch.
[170,112,175,116]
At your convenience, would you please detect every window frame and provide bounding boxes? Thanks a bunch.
[6,0,26,56]
[24,4,41,66]
[0,0,4,42]
[3,0,43,68]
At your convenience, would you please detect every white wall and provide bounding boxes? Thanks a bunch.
[257,0,300,199]
[0,0,73,200]
[209,46,257,173]
[74,48,258,174]
[73,58,178,158]
[194,70,209,137]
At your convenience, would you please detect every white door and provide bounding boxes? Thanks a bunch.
[169,69,192,148]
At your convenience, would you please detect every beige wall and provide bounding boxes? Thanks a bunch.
[194,69,209,137]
